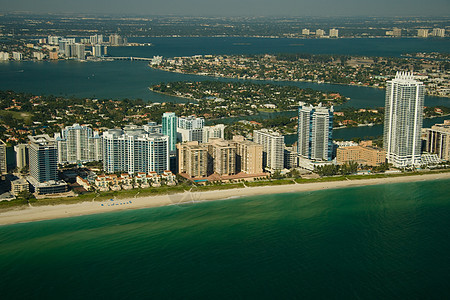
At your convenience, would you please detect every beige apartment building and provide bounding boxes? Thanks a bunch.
[177,141,209,178]
[426,120,450,161]
[337,145,386,166]
[207,139,236,176]
[232,136,263,174]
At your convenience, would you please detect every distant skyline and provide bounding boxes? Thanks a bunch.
[1,0,450,17]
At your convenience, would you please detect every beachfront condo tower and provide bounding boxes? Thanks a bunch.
[177,115,205,143]
[383,72,424,168]
[28,135,68,194]
[55,124,102,165]
[253,129,285,171]
[102,127,169,175]
[162,112,177,153]
[297,102,333,161]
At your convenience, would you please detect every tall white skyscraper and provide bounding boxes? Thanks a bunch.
[162,112,177,152]
[202,124,225,143]
[253,129,284,170]
[177,115,204,143]
[384,72,425,167]
[431,28,445,37]
[102,128,169,175]
[73,43,85,60]
[417,29,429,38]
[297,102,333,161]
[329,28,339,38]
[178,115,204,130]
[55,124,102,164]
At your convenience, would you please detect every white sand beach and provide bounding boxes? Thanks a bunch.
[1,172,449,226]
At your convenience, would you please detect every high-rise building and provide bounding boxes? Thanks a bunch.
[29,135,58,183]
[315,29,325,37]
[93,44,103,57]
[12,52,23,61]
[302,29,310,35]
[178,115,204,130]
[232,136,263,174]
[73,43,85,60]
[417,29,429,38]
[102,128,169,175]
[55,124,102,164]
[384,72,425,167]
[14,143,28,170]
[431,28,445,37]
[47,36,61,45]
[89,34,103,45]
[393,27,402,37]
[177,115,205,143]
[426,120,450,161]
[143,122,162,134]
[329,28,339,38]
[202,124,225,143]
[28,135,68,194]
[297,102,333,161]
[253,129,284,170]
[109,34,127,46]
[59,39,73,57]
[0,140,6,176]
[284,146,299,169]
[207,139,236,176]
[162,112,177,152]
[0,52,10,61]
[177,141,209,178]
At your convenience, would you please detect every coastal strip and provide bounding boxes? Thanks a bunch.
[1,172,450,226]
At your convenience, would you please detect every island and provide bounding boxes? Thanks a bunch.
[150,53,450,97]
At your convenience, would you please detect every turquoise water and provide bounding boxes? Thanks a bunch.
[1,179,450,299]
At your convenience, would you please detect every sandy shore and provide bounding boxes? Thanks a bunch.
[1,172,450,226]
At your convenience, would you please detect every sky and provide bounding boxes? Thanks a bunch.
[1,0,449,17]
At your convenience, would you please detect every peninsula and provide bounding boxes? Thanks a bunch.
[150,53,450,97]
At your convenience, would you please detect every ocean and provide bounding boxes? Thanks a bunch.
[1,179,450,299]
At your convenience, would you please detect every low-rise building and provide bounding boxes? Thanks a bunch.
[76,176,91,191]
[10,178,29,196]
[336,145,386,166]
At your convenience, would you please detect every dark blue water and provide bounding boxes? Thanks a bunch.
[1,179,450,299]
[0,37,448,107]
[122,37,450,58]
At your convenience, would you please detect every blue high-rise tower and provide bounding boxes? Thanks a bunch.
[297,102,333,161]
[162,112,177,153]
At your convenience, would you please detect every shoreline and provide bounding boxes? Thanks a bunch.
[148,65,450,99]
[1,172,450,226]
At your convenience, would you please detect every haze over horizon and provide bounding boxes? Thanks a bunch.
[2,0,449,17]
